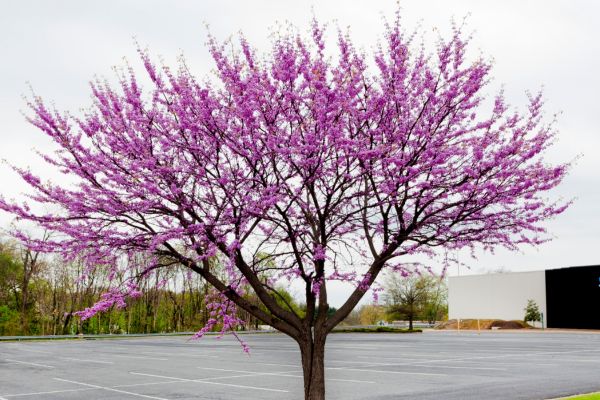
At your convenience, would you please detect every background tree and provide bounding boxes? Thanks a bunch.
[422,278,448,325]
[384,273,437,330]
[524,299,542,325]
[340,308,361,326]
[0,14,569,400]
[358,304,387,326]
[0,239,47,334]
[0,243,21,334]
[0,241,214,336]
[16,235,47,333]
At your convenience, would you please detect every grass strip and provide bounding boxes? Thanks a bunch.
[554,393,600,399]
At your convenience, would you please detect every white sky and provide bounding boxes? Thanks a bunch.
[1,1,599,307]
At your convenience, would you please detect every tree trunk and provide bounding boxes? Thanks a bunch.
[299,332,326,400]
[20,282,30,334]
[409,316,413,331]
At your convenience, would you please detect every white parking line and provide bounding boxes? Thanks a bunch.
[356,355,430,361]
[105,354,169,361]
[259,349,297,353]
[198,367,300,374]
[2,388,96,398]
[4,359,54,369]
[53,378,170,400]
[113,380,184,389]
[415,348,600,364]
[140,351,218,359]
[351,348,600,369]
[130,371,289,393]
[327,359,506,371]
[357,356,556,367]
[0,380,188,398]
[415,365,506,371]
[321,377,377,384]
[325,366,447,376]
[328,359,382,365]
[261,362,298,368]
[59,357,114,364]
[439,360,557,367]
[4,347,50,354]
[328,345,383,350]
[197,367,377,384]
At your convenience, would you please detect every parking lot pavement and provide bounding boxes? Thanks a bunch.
[1,330,600,400]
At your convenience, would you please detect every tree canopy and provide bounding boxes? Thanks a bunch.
[0,14,568,400]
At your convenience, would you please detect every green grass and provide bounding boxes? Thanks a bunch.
[558,393,600,399]
[332,326,422,333]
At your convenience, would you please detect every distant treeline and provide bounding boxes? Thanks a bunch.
[0,240,227,336]
[0,240,447,336]
[0,239,310,336]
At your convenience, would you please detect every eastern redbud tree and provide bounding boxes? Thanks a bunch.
[0,15,568,400]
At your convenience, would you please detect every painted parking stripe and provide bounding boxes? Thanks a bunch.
[4,346,50,354]
[357,356,556,367]
[197,367,377,384]
[130,371,289,393]
[413,365,506,371]
[350,348,600,369]
[140,351,218,359]
[59,357,114,364]
[1,379,188,397]
[198,367,300,374]
[261,362,298,368]
[327,359,506,371]
[113,380,184,389]
[4,359,54,369]
[325,366,447,376]
[1,388,96,398]
[54,378,170,400]
[103,354,169,361]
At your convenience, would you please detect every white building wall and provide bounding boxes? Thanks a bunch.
[448,271,547,327]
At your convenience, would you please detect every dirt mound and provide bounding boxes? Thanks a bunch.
[436,319,530,330]
[489,320,529,329]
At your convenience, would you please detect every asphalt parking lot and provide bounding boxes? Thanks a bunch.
[1,330,600,400]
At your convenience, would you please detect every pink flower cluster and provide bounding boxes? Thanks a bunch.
[74,281,142,321]
[191,289,249,353]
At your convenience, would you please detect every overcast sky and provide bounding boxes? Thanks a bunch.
[1,1,598,306]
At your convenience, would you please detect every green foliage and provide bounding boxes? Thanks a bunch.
[0,245,22,335]
[562,393,600,400]
[0,248,20,305]
[273,287,305,317]
[305,305,337,321]
[384,273,448,328]
[524,299,542,323]
[241,285,304,329]
[0,241,307,337]
[358,304,387,325]
[0,241,213,336]
[0,305,20,335]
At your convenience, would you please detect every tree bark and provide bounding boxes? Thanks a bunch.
[20,283,29,334]
[299,331,327,400]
